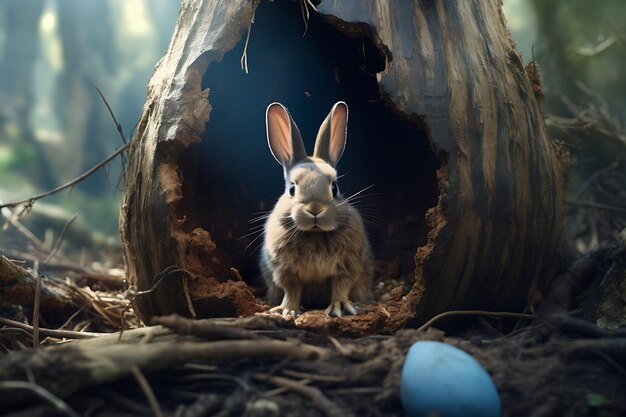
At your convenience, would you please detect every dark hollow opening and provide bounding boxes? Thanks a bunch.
[180,0,440,300]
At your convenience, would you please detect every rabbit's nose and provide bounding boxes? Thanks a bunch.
[305,202,324,216]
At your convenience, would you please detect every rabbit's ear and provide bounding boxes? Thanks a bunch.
[266,102,307,168]
[313,101,348,167]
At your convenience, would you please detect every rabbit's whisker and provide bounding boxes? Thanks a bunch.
[242,228,264,238]
[344,192,390,206]
[355,212,378,219]
[245,231,265,250]
[250,210,273,216]
[248,224,266,231]
[238,229,264,240]
[283,223,301,244]
[338,184,375,206]
[249,214,271,223]
[336,171,350,180]
[349,203,377,210]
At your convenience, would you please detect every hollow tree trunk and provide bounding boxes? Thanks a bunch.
[120,0,565,333]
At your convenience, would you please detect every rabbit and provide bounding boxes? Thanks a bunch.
[259,101,373,318]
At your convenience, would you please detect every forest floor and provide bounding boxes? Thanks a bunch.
[1,227,626,417]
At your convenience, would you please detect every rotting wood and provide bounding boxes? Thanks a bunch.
[0,255,74,312]
[319,0,565,325]
[119,0,260,320]
[120,0,565,332]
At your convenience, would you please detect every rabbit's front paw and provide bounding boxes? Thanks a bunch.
[269,305,300,319]
[324,300,358,318]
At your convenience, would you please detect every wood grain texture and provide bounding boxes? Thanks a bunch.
[120,0,565,327]
[120,0,258,319]
[319,0,565,319]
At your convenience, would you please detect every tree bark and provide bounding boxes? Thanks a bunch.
[120,0,565,333]
[120,0,259,320]
[319,0,566,322]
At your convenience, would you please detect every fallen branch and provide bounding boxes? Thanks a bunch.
[3,249,125,290]
[0,255,75,312]
[546,314,626,339]
[151,314,263,340]
[0,337,330,405]
[0,317,103,340]
[566,338,626,361]
[0,257,131,337]
[539,244,610,315]
[416,309,537,332]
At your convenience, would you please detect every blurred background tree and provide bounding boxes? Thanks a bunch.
[526,0,626,187]
[505,0,626,252]
[0,0,178,245]
[505,0,625,184]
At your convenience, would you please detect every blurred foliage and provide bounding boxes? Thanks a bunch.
[529,0,626,110]
[0,0,179,238]
[522,0,626,192]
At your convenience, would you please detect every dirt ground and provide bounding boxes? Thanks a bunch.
[1,307,625,417]
[1,226,626,417]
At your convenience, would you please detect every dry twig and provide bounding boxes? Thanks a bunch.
[0,317,103,340]
[252,373,347,417]
[0,381,80,417]
[32,260,42,348]
[240,3,257,74]
[299,0,318,36]
[548,83,626,148]
[151,314,263,340]
[416,309,537,332]
[43,213,78,264]
[282,369,345,383]
[0,336,331,406]
[131,366,164,417]
[0,142,129,210]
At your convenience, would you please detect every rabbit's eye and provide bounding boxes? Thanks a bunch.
[289,182,296,197]
[331,181,339,197]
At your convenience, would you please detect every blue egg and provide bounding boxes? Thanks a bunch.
[400,341,501,417]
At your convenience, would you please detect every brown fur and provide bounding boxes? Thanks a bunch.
[260,102,373,317]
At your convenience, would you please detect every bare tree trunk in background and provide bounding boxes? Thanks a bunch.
[0,1,54,188]
[53,0,117,193]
